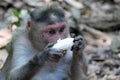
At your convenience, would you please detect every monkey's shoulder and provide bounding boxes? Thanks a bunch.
[13,27,26,35]
[12,27,35,57]
[12,27,30,46]
[12,27,27,41]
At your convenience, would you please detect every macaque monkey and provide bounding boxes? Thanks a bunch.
[0,2,88,80]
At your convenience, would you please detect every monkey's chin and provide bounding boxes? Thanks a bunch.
[52,38,74,50]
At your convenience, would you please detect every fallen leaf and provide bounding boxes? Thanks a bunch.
[0,28,12,48]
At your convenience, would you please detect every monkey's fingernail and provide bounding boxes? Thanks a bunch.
[73,40,77,42]
[78,42,82,45]
[71,46,74,50]
[62,50,66,53]
[62,50,66,56]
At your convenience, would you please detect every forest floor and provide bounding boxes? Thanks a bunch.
[0,0,120,80]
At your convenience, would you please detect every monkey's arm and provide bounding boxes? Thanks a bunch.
[8,35,62,80]
[71,36,88,80]
[71,51,88,80]
[8,48,46,80]
[8,53,49,80]
[8,31,47,80]
[9,47,63,80]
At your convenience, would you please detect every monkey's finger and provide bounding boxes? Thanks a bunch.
[49,54,62,62]
[46,43,54,48]
[49,48,62,54]
[73,36,83,42]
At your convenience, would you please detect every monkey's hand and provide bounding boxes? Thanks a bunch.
[71,36,88,80]
[43,44,64,62]
[71,36,85,54]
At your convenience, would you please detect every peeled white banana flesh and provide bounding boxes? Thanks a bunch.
[52,38,74,50]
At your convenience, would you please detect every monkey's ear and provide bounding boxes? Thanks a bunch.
[26,21,31,31]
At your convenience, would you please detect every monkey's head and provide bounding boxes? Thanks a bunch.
[27,3,69,51]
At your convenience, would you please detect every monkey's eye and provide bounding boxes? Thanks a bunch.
[59,27,65,32]
[48,29,56,34]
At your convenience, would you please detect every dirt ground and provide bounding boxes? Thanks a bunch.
[0,0,120,80]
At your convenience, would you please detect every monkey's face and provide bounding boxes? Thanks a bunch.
[42,22,67,44]
[29,5,68,50]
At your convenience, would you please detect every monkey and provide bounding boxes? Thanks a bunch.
[0,2,88,80]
